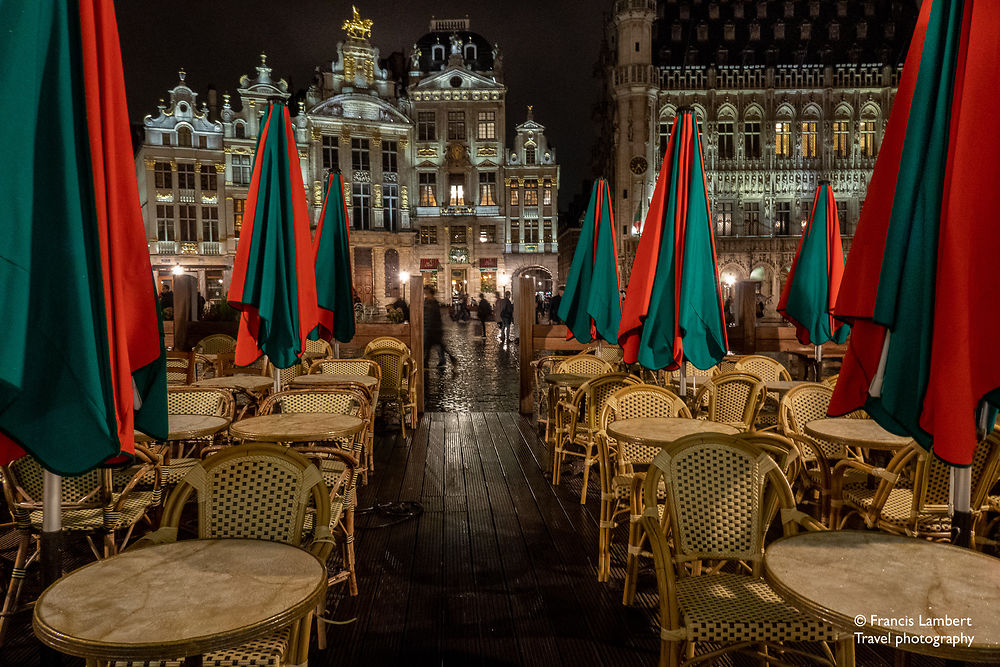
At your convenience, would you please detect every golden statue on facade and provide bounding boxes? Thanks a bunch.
[342,6,373,40]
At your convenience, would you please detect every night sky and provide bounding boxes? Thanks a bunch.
[114,0,611,214]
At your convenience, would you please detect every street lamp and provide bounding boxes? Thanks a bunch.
[171,264,184,276]
[399,270,410,304]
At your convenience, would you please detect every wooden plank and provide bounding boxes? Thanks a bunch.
[517,276,535,414]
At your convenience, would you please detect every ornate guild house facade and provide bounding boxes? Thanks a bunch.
[136,9,559,311]
[608,0,916,317]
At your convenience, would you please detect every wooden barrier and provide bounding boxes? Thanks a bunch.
[517,277,588,414]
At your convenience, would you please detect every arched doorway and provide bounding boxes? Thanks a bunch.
[513,266,553,296]
[384,248,400,299]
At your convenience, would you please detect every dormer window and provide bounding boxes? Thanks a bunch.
[162,133,171,147]
[801,22,811,40]
[734,3,744,19]
[774,22,785,40]
[679,3,689,20]
[464,43,477,60]
[525,145,536,165]
[784,1,794,18]
[724,22,735,41]
[810,1,820,18]
[885,21,896,39]
[757,1,767,19]
[865,1,875,16]
[431,44,445,61]
[829,22,840,40]
[857,21,867,39]
[837,1,847,17]
[750,22,760,41]
[672,23,683,42]
[234,121,246,139]
[709,2,719,19]
[177,126,192,147]
[697,22,708,42]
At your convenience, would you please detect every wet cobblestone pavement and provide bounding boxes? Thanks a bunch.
[423,305,520,412]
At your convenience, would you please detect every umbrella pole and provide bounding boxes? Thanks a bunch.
[334,341,340,359]
[40,471,64,666]
[949,466,973,548]
[814,344,823,381]
[273,365,282,395]
[679,363,688,398]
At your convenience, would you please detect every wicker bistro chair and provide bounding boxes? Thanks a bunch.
[309,358,382,406]
[637,434,853,667]
[193,334,237,355]
[831,434,1000,543]
[165,350,195,385]
[364,348,417,435]
[554,373,640,502]
[734,354,792,428]
[691,372,765,432]
[165,387,235,462]
[531,354,572,442]
[778,383,866,523]
[0,451,161,646]
[594,384,690,585]
[304,337,334,359]
[583,343,626,368]
[130,443,335,666]
[554,354,613,377]
[667,361,717,400]
[363,336,411,356]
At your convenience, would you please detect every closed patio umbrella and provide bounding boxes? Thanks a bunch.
[776,181,850,362]
[0,0,167,591]
[558,177,622,344]
[227,100,319,388]
[313,170,355,348]
[618,108,727,389]
[830,0,1000,545]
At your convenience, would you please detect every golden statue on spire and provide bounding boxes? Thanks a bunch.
[342,6,373,40]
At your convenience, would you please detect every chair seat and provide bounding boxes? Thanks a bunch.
[806,467,867,488]
[24,491,158,532]
[612,474,665,501]
[113,458,198,489]
[674,572,844,642]
[843,486,951,533]
[109,626,290,667]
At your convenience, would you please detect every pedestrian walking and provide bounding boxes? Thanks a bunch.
[424,285,456,367]
[535,294,544,324]
[476,292,492,337]
[496,291,514,345]
[548,286,563,324]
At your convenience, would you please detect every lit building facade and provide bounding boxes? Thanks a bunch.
[136,9,560,310]
[607,0,916,317]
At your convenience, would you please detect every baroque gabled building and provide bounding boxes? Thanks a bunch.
[137,9,560,311]
[607,0,917,317]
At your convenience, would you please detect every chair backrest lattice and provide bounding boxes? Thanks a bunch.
[580,374,641,430]
[555,354,612,377]
[166,351,195,385]
[734,355,792,383]
[583,344,625,365]
[778,383,846,459]
[304,338,333,358]
[167,387,235,419]
[695,372,764,429]
[643,434,797,573]
[364,349,408,397]
[259,388,367,418]
[602,385,691,465]
[193,334,237,355]
[162,444,330,553]
[4,456,105,508]
[915,433,1000,512]
[310,359,380,380]
[363,336,410,356]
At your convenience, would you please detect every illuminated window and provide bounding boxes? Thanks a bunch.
[543,181,552,206]
[232,198,245,239]
[419,173,437,206]
[801,121,818,158]
[419,226,438,244]
[480,225,497,243]
[859,120,877,157]
[479,172,497,206]
[509,186,519,207]
[524,183,538,206]
[477,111,496,140]
[776,201,792,235]
[775,121,792,157]
[833,120,850,157]
[716,202,734,236]
[450,226,467,244]
[449,173,465,206]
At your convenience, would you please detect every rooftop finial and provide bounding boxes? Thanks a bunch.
[178,68,186,82]
[527,104,534,120]
[260,51,267,65]
[343,6,373,40]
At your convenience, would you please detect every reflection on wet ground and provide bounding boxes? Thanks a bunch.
[423,306,520,413]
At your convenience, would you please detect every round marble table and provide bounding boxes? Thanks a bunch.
[192,375,274,393]
[764,530,1000,662]
[543,372,595,389]
[764,380,810,397]
[607,417,740,448]
[291,373,378,388]
[230,413,365,443]
[135,415,230,443]
[33,539,327,663]
[805,418,913,450]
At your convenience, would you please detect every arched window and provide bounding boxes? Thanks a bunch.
[658,108,676,166]
[859,106,879,157]
[177,126,192,147]
[432,44,445,61]
[833,107,851,158]
[744,108,762,159]
[800,108,819,158]
[717,107,736,160]
[464,43,477,60]
[234,121,246,140]
[384,249,400,298]
[774,107,794,158]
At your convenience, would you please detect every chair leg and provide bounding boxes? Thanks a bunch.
[551,439,563,485]
[0,532,31,647]
[598,499,610,582]
[344,508,357,596]
[836,636,856,666]
[579,444,594,504]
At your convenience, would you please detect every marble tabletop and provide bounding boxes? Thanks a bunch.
[33,539,327,661]
[606,417,740,448]
[764,380,810,394]
[805,418,913,449]
[229,413,365,443]
[291,374,378,388]
[135,415,230,443]
[764,530,1000,661]
[192,376,274,392]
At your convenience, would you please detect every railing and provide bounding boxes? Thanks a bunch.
[199,241,222,255]
[476,205,500,216]
[152,241,176,254]
[440,205,476,216]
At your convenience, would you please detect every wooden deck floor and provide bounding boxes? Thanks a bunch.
[317,412,659,666]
